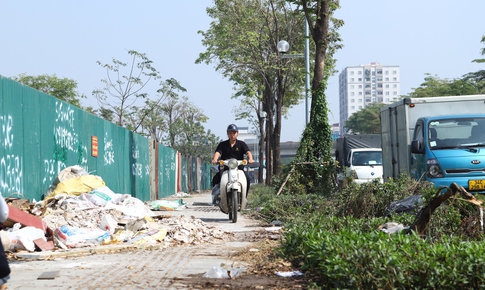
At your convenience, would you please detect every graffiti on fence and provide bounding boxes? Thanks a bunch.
[55,102,75,128]
[0,115,23,194]
[103,132,115,165]
[53,101,80,161]
[0,115,13,149]
[131,144,148,178]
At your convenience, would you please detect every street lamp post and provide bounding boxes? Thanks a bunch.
[304,21,310,125]
[277,28,310,125]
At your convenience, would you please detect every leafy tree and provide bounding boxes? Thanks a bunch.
[462,35,485,93]
[13,73,85,107]
[344,103,386,134]
[233,84,267,182]
[125,78,187,140]
[93,50,161,128]
[97,107,116,123]
[472,35,485,64]
[160,96,217,161]
[403,73,479,98]
[285,0,343,195]
[197,0,305,185]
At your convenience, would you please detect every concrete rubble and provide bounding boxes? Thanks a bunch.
[2,165,232,255]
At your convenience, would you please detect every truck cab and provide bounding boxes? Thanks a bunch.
[345,148,383,184]
[410,115,485,193]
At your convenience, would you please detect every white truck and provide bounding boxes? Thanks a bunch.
[335,134,383,184]
[380,95,485,192]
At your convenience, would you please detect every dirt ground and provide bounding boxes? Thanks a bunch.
[179,231,314,289]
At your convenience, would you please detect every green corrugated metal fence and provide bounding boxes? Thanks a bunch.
[0,75,211,202]
[158,145,177,198]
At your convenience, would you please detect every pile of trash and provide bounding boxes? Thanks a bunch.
[1,165,231,253]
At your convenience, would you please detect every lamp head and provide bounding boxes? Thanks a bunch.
[277,40,289,53]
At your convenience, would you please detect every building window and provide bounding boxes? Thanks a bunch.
[359,106,362,109]
[358,85,362,88]
[393,91,398,95]
[393,77,397,81]
[350,71,354,75]
[350,78,354,82]
[385,71,389,75]
[351,106,355,110]
[350,85,354,89]
[358,78,362,81]
[351,98,355,102]
[386,92,390,95]
[350,92,355,96]
[385,77,389,81]
[393,84,397,88]
[385,84,389,88]
[358,71,362,75]
[393,70,397,74]
[358,92,363,95]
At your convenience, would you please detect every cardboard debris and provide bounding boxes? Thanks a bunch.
[0,165,233,253]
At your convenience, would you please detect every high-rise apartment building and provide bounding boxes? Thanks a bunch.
[338,62,400,135]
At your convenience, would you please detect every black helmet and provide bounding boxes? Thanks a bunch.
[227,124,238,132]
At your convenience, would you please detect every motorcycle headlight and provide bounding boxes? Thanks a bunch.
[227,159,238,169]
[427,159,443,178]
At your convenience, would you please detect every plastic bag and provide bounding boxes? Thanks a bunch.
[7,225,46,252]
[386,195,423,216]
[150,199,186,211]
[202,266,245,279]
[55,225,107,248]
[100,214,118,234]
[203,266,230,279]
[87,186,117,206]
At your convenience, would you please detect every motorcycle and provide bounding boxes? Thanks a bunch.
[212,159,255,223]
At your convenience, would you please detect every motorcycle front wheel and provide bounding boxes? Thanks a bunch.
[231,189,238,223]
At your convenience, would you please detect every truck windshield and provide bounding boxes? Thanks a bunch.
[429,117,485,149]
[352,151,383,166]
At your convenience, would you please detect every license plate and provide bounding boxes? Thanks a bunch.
[469,179,485,190]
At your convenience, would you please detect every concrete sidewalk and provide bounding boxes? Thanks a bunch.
[6,191,265,289]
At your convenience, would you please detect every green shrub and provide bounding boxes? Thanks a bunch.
[248,176,485,288]
[247,185,333,224]
[335,174,436,218]
[281,217,485,289]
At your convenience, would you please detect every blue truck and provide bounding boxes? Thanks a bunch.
[380,95,485,193]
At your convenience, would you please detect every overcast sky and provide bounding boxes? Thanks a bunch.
[1,1,484,142]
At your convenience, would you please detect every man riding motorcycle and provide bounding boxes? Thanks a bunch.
[211,124,254,200]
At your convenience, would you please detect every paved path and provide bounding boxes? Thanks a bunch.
[6,191,265,289]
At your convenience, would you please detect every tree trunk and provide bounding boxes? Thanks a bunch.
[258,117,265,184]
[407,182,482,236]
[263,78,274,185]
[273,73,284,177]
[309,1,330,120]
